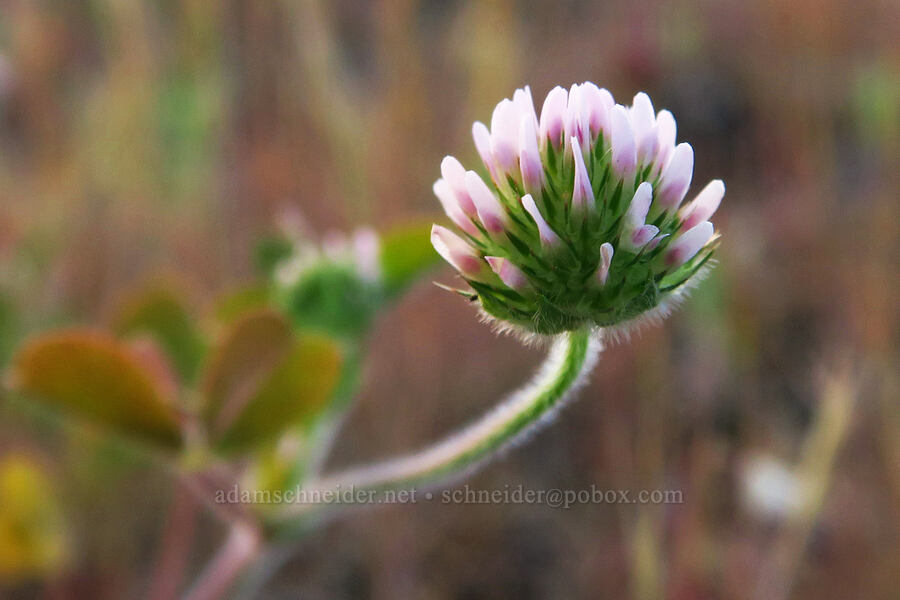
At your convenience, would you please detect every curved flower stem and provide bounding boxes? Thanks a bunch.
[273,328,601,526]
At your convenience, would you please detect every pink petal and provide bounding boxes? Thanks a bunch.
[539,86,568,150]
[596,242,614,286]
[433,179,480,236]
[465,170,509,234]
[485,256,530,291]
[679,179,725,230]
[490,99,519,174]
[580,82,614,139]
[431,225,491,281]
[645,232,669,252]
[665,221,714,268]
[630,224,659,247]
[512,86,538,128]
[652,109,676,176]
[521,193,560,247]
[564,84,590,150]
[631,92,658,166]
[440,156,477,216]
[571,136,594,212]
[624,181,653,228]
[519,115,545,197]
[658,143,694,211]
[352,227,381,282]
[472,121,497,181]
[610,105,637,179]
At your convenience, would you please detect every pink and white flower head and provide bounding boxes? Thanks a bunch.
[277,227,383,287]
[431,83,723,335]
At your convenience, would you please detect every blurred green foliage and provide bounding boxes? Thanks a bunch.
[201,309,342,454]
[0,294,21,366]
[12,331,183,449]
[379,222,442,297]
[215,334,342,453]
[0,455,67,582]
[112,284,206,382]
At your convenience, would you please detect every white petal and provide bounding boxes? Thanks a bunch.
[571,136,594,212]
[431,225,491,281]
[490,99,519,173]
[658,143,694,211]
[597,242,614,286]
[580,82,614,139]
[653,109,676,175]
[679,179,725,230]
[521,193,560,247]
[539,86,568,150]
[564,84,590,150]
[440,156,477,216]
[631,92,658,165]
[433,179,480,236]
[465,170,509,234]
[485,256,530,291]
[512,86,538,128]
[630,224,659,248]
[519,115,544,197]
[625,181,653,228]
[472,121,497,181]
[620,182,658,252]
[665,221,714,268]
[610,105,637,179]
[351,227,381,282]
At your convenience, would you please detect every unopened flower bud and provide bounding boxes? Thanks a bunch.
[679,179,725,230]
[431,225,493,282]
[539,86,568,150]
[610,105,637,179]
[485,256,530,292]
[658,143,694,211]
[664,221,714,268]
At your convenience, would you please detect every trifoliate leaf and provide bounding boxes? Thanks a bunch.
[112,285,205,382]
[214,333,343,454]
[211,284,273,327]
[12,331,183,448]
[201,310,294,438]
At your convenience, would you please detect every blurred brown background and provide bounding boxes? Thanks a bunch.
[0,0,898,598]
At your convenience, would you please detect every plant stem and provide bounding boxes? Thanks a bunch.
[274,328,601,526]
[147,485,199,600]
[182,520,262,600]
[305,346,364,479]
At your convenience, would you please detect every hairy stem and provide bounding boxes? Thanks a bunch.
[273,328,601,526]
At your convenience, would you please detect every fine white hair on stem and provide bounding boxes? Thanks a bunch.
[280,330,601,521]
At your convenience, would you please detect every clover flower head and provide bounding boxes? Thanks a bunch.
[276,227,381,287]
[275,227,383,339]
[431,83,724,335]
